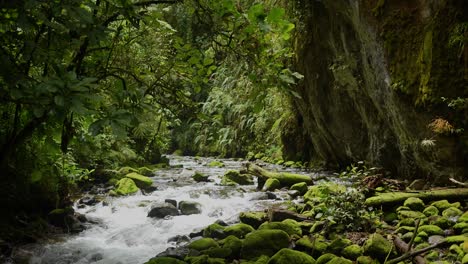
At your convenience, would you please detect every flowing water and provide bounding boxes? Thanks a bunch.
[23,156,322,264]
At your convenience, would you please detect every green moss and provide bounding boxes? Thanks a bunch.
[188,238,219,251]
[327,257,353,264]
[342,245,363,260]
[463,254,468,264]
[398,218,417,227]
[328,238,352,254]
[454,222,468,233]
[431,200,453,211]
[403,197,425,211]
[267,248,315,264]
[202,247,232,258]
[138,167,154,177]
[241,230,290,259]
[442,207,463,218]
[459,212,468,223]
[446,235,468,244]
[283,161,295,167]
[145,257,187,264]
[239,212,267,229]
[356,256,378,264]
[224,223,254,238]
[316,253,337,264]
[430,216,454,229]
[192,171,210,182]
[423,205,439,216]
[114,178,139,195]
[418,225,444,236]
[219,235,242,258]
[304,183,346,201]
[290,182,308,195]
[395,226,415,235]
[203,223,226,238]
[222,170,253,185]
[118,166,138,175]
[263,178,281,191]
[398,210,426,220]
[125,172,152,188]
[363,233,394,261]
[208,161,225,168]
[185,255,225,264]
[258,219,302,237]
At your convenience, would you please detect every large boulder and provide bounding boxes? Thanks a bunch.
[112,178,139,196]
[219,235,242,259]
[304,183,346,202]
[188,238,219,251]
[258,219,302,237]
[145,257,187,264]
[267,248,315,264]
[363,233,394,261]
[179,201,202,215]
[125,172,153,189]
[148,202,180,218]
[241,229,290,259]
[222,170,253,185]
[290,182,309,196]
[263,178,281,191]
[192,172,210,182]
[403,197,425,212]
[239,211,268,229]
[224,223,254,238]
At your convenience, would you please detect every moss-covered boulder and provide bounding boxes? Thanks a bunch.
[423,205,439,216]
[145,257,187,264]
[430,216,454,229]
[138,167,154,177]
[224,223,254,238]
[442,207,463,218]
[263,178,281,191]
[327,257,353,264]
[267,248,315,264]
[431,200,453,211]
[459,212,468,223]
[179,201,202,215]
[304,183,346,202]
[241,230,290,259]
[342,245,363,260]
[258,219,302,237]
[356,256,378,264]
[299,235,328,257]
[208,161,225,168]
[185,255,225,264]
[188,238,219,251]
[363,233,394,261]
[290,182,308,196]
[192,171,210,182]
[328,238,352,254]
[113,178,139,196]
[201,247,232,259]
[239,212,267,229]
[147,202,179,218]
[463,254,468,264]
[118,166,138,175]
[418,225,444,236]
[398,210,426,219]
[403,197,425,211]
[223,170,253,185]
[219,235,242,259]
[453,222,468,233]
[203,223,226,239]
[445,235,468,244]
[316,253,337,264]
[125,172,153,188]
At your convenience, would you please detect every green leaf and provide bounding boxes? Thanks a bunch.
[266,8,285,23]
[248,4,265,22]
[54,95,65,106]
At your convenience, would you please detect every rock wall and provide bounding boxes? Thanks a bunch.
[289,0,467,182]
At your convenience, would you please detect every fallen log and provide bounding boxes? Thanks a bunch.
[388,236,447,264]
[365,188,468,207]
[245,163,313,187]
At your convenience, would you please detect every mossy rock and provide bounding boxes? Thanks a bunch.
[446,235,468,244]
[398,218,417,227]
[290,182,308,196]
[208,161,225,168]
[263,178,281,191]
[316,253,337,264]
[418,225,444,236]
[224,223,254,239]
[442,207,463,218]
[327,257,353,264]
[431,200,453,211]
[222,170,253,185]
[430,216,454,229]
[458,211,468,223]
[383,212,398,223]
[267,248,315,264]
[185,255,225,264]
[423,205,440,217]
[398,210,426,220]
[219,235,242,259]
[417,231,429,239]
[125,172,153,188]
[396,225,415,235]
[401,232,414,243]
[463,254,468,264]
[328,238,352,254]
[145,257,187,264]
[258,219,302,237]
[118,166,139,175]
[363,233,394,261]
[203,223,226,239]
[404,197,425,211]
[283,161,295,167]
[425,250,439,261]
[356,256,378,264]
[201,247,232,259]
[342,244,363,260]
[304,183,346,201]
[192,171,210,182]
[453,222,468,233]
[188,238,219,251]
[239,212,267,229]
[114,178,139,196]
[240,230,290,259]
[304,235,328,257]
[138,167,154,177]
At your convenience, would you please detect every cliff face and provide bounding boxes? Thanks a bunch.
[290,0,467,182]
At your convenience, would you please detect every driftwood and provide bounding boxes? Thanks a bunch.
[246,163,313,187]
[365,188,468,206]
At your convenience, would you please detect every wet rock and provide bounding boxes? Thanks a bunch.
[403,197,425,211]
[290,182,308,196]
[224,223,255,238]
[203,223,226,239]
[266,192,278,199]
[239,211,267,229]
[179,201,202,215]
[428,235,445,245]
[207,160,224,168]
[221,170,253,185]
[156,246,191,260]
[165,199,177,208]
[189,228,204,239]
[79,196,98,206]
[263,178,281,191]
[167,235,190,244]
[76,213,87,223]
[147,202,179,218]
[145,256,187,264]
[141,186,158,194]
[268,248,316,264]
[363,233,394,261]
[215,220,228,226]
[288,190,301,199]
[125,172,153,189]
[89,253,103,262]
[192,171,210,182]
[240,229,290,259]
[188,238,219,251]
